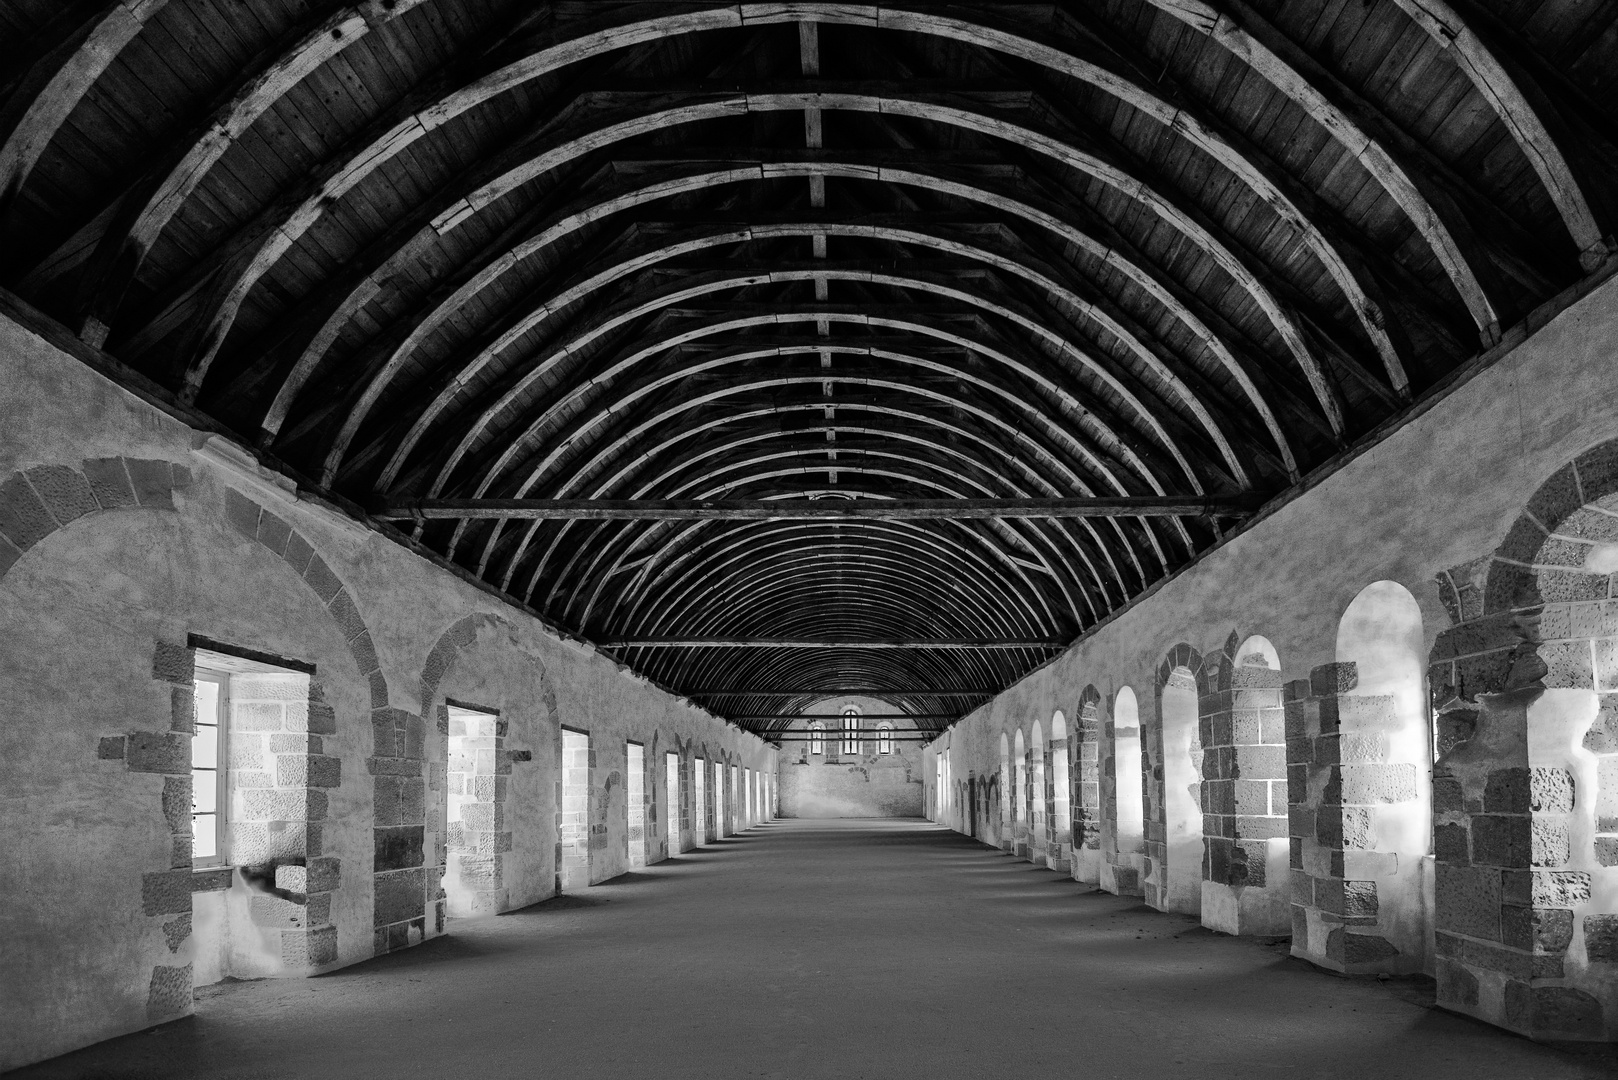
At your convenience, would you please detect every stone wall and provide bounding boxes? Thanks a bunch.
[923,270,1618,1041]
[777,698,925,818]
[0,313,776,1072]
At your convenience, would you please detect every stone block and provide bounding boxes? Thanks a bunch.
[458,857,503,890]
[1540,640,1594,689]
[1454,650,1514,699]
[1339,931,1399,964]
[242,787,327,822]
[146,964,192,1019]
[1436,959,1479,1006]
[1584,914,1618,963]
[282,530,315,574]
[1508,984,1605,1036]
[368,756,422,777]
[255,510,291,555]
[0,472,57,551]
[1539,570,1609,604]
[1233,814,1286,840]
[125,459,176,508]
[1532,872,1592,907]
[375,826,424,870]
[151,641,194,684]
[302,554,343,601]
[374,867,426,926]
[281,926,338,968]
[305,701,337,735]
[1531,819,1571,867]
[97,735,126,760]
[1331,763,1417,805]
[1234,744,1285,778]
[1310,663,1357,696]
[127,731,189,774]
[1433,776,1464,813]
[327,589,367,644]
[1343,880,1378,919]
[1472,815,1531,866]
[270,733,319,754]
[1434,822,1469,865]
[82,457,137,509]
[161,775,191,833]
[1434,863,1501,939]
[1288,805,1315,839]
[1596,837,1618,866]
[349,631,379,679]
[142,870,194,916]
[278,754,341,788]
[305,856,341,893]
[27,464,97,524]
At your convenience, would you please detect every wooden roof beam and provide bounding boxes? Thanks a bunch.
[373,496,1259,520]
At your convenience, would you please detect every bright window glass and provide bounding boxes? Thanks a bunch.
[192,675,225,864]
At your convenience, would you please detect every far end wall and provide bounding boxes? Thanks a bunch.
[777,698,924,817]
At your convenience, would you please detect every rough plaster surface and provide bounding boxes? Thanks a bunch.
[6,821,1606,1080]
[0,315,776,1071]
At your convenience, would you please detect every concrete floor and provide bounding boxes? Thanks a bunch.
[12,819,1617,1079]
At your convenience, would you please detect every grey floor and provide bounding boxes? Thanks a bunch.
[11,819,1616,1079]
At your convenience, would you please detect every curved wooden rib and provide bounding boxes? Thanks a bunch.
[1384,0,1609,269]
[67,2,426,345]
[338,164,1302,492]
[511,397,1146,608]
[0,0,171,211]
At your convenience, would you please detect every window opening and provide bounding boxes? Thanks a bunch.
[877,723,894,754]
[694,757,708,844]
[191,672,226,866]
[559,729,590,890]
[626,742,646,868]
[808,721,825,756]
[841,707,861,755]
[713,760,725,836]
[666,753,682,855]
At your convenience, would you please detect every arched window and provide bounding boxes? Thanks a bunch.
[840,706,861,754]
[877,722,894,754]
[808,721,825,755]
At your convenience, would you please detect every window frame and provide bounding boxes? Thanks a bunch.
[840,706,861,755]
[808,721,825,755]
[191,669,229,868]
[877,722,894,755]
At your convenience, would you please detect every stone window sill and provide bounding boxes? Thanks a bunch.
[191,866,233,892]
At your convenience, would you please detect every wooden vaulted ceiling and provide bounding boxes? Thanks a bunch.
[3,0,1615,734]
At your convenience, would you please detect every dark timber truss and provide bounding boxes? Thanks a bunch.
[3,0,1615,734]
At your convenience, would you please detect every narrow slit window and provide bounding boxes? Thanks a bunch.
[191,673,227,866]
[877,722,893,755]
[809,721,824,755]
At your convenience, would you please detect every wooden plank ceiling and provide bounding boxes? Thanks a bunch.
[3,0,1615,734]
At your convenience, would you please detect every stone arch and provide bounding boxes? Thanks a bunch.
[0,457,189,579]
[1151,644,1205,915]
[416,612,535,934]
[1049,710,1072,874]
[1103,686,1146,897]
[1288,582,1426,979]
[1198,631,1290,936]
[1427,438,1618,1038]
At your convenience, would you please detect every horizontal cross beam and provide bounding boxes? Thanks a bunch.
[690,690,995,696]
[373,496,1260,521]
[605,639,1064,650]
[726,714,957,720]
